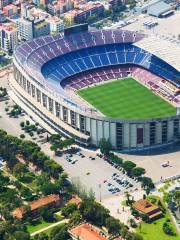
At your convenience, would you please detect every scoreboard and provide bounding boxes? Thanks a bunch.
[64,24,88,37]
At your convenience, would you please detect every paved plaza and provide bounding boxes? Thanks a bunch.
[118,148,180,183]
[123,11,180,39]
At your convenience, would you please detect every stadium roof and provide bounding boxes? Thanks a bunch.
[147,1,172,17]
[141,0,162,9]
[134,35,180,72]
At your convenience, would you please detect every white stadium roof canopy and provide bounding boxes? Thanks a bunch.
[134,35,180,72]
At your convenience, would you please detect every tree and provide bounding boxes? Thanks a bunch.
[88,188,95,201]
[49,134,61,144]
[105,216,121,235]
[13,163,27,179]
[44,159,63,178]
[23,204,31,218]
[122,161,136,175]
[110,154,123,166]
[173,191,180,213]
[58,172,69,187]
[20,122,25,128]
[20,134,25,139]
[50,224,69,240]
[87,14,98,24]
[69,210,82,226]
[26,120,30,126]
[40,182,59,195]
[61,203,78,217]
[0,171,9,192]
[145,188,150,196]
[131,167,145,177]
[125,191,132,206]
[61,138,75,149]
[141,177,154,190]
[163,221,176,236]
[50,136,74,155]
[80,200,109,226]
[33,233,49,240]
[99,138,111,156]
[13,231,30,240]
[42,209,54,222]
[128,218,137,228]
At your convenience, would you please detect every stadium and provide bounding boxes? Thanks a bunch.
[10,25,180,150]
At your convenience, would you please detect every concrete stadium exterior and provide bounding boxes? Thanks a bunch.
[10,29,180,151]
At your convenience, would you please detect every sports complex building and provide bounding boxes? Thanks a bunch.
[10,25,180,150]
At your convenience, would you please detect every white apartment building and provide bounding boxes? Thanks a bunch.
[17,18,33,41]
[0,24,18,53]
[46,16,64,34]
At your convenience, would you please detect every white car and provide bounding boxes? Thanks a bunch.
[161,162,169,167]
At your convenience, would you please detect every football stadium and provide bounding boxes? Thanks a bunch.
[10,25,180,150]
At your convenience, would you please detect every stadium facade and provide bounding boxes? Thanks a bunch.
[10,26,180,151]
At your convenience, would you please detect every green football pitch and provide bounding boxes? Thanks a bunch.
[77,78,176,119]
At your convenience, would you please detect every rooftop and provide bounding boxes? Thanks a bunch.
[133,199,161,214]
[68,195,82,207]
[0,23,16,32]
[12,194,61,219]
[135,35,180,72]
[147,1,172,16]
[3,4,17,10]
[69,223,108,240]
[46,16,63,23]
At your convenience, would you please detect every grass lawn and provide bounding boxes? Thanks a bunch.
[27,219,53,234]
[77,78,176,119]
[137,195,179,240]
[137,215,179,240]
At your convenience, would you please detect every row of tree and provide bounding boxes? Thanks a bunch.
[0,129,63,179]
[99,138,154,193]
[49,134,75,156]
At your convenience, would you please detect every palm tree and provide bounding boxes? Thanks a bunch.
[125,191,131,206]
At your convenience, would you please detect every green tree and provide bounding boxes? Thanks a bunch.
[14,231,30,240]
[122,161,136,175]
[20,122,25,128]
[50,224,69,240]
[44,159,63,178]
[80,200,109,226]
[0,171,9,192]
[141,177,154,190]
[13,163,27,179]
[40,182,59,195]
[131,167,145,177]
[163,221,176,236]
[49,134,61,144]
[105,216,121,235]
[61,203,78,217]
[99,138,111,156]
[69,210,82,226]
[33,233,49,240]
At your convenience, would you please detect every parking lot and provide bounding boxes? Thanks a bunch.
[44,146,141,199]
[117,147,180,184]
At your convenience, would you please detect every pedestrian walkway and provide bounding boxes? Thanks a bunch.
[30,219,69,236]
